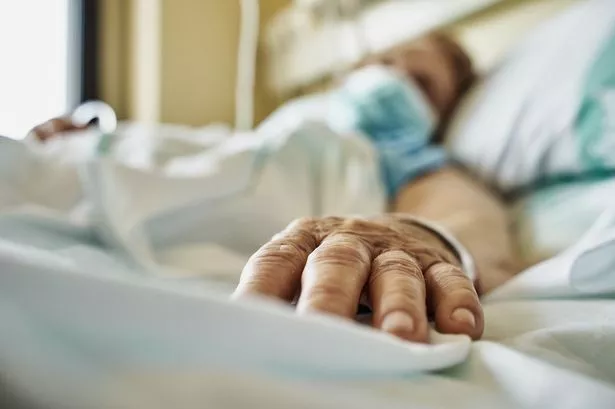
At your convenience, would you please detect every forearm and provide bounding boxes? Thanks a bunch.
[393,166,521,293]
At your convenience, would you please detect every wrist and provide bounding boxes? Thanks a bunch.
[389,213,477,283]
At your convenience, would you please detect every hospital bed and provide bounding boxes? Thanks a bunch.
[2,1,615,408]
[265,0,612,264]
[265,0,579,95]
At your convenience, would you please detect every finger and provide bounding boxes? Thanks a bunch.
[424,262,483,340]
[296,233,371,319]
[370,250,429,343]
[33,118,79,141]
[32,121,58,141]
[233,224,319,302]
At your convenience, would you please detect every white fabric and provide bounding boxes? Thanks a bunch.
[1,121,384,280]
[445,0,615,192]
[512,178,615,262]
[1,125,615,408]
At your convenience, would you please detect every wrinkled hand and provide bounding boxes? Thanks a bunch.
[30,117,85,142]
[233,216,483,342]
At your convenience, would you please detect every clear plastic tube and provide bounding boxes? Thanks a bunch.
[235,0,260,130]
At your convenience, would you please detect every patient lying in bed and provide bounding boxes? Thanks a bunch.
[27,1,615,346]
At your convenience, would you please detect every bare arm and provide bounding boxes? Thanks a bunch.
[393,166,521,293]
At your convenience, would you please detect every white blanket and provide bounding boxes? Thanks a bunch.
[1,126,615,409]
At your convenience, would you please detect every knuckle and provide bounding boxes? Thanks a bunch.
[324,215,346,224]
[442,281,474,298]
[257,240,301,259]
[372,251,421,277]
[240,242,307,295]
[345,217,371,230]
[310,236,370,268]
[429,262,465,280]
[249,241,305,272]
[305,282,353,305]
[370,270,425,309]
[286,216,340,242]
[381,283,424,306]
[413,248,449,268]
[369,251,426,315]
[286,217,317,231]
[273,230,317,253]
[440,273,471,291]
[343,218,387,238]
[398,288,424,304]
[426,263,477,297]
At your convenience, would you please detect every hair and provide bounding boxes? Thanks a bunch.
[429,32,476,143]
[430,32,476,99]
[351,32,476,143]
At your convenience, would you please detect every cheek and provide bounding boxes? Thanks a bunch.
[424,73,455,115]
[401,54,458,116]
[429,57,459,113]
[412,72,439,111]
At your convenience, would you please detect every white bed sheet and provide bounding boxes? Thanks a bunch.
[1,127,615,409]
[512,178,615,263]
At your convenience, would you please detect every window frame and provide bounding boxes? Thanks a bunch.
[71,0,100,107]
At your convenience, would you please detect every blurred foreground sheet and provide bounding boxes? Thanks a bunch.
[1,126,615,409]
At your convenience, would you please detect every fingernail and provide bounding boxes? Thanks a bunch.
[451,308,476,329]
[382,311,415,335]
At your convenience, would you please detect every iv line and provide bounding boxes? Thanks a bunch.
[236,0,260,130]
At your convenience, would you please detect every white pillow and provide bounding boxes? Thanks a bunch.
[444,0,615,192]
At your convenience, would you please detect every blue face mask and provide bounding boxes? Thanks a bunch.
[328,65,447,198]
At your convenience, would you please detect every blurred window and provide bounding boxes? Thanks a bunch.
[0,0,76,139]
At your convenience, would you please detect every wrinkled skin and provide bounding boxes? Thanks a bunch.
[234,216,484,343]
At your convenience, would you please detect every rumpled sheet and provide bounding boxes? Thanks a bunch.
[1,126,615,409]
[513,178,615,262]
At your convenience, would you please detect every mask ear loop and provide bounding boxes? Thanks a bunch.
[235,0,260,131]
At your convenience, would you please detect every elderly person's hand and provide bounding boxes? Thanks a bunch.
[30,117,85,142]
[233,215,483,342]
